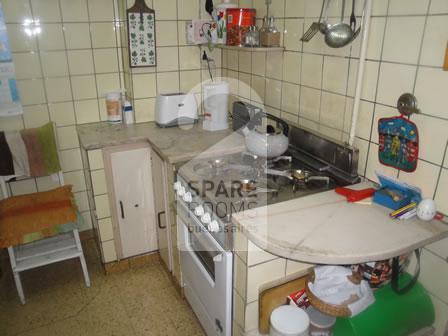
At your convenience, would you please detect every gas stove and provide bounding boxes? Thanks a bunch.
[176,126,360,251]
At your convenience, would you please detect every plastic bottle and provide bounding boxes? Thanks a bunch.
[123,101,134,125]
[106,92,122,123]
[215,0,237,44]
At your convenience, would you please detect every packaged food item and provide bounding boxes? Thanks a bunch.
[352,254,410,288]
[287,289,311,309]
[226,8,256,46]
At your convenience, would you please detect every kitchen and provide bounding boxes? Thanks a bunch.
[0,0,448,335]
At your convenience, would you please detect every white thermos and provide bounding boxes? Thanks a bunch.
[203,81,229,131]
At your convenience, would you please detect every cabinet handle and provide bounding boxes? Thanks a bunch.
[119,201,125,219]
[157,211,166,229]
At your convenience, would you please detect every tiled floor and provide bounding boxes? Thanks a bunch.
[0,239,205,336]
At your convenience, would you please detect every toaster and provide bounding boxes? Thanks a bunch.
[155,93,198,127]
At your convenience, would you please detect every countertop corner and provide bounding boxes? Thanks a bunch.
[77,121,245,164]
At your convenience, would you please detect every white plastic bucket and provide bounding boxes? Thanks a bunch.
[307,306,336,336]
[270,305,310,336]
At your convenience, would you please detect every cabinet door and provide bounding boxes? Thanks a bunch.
[151,150,172,270]
[110,146,158,258]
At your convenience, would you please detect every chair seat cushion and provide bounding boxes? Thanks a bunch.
[0,185,78,248]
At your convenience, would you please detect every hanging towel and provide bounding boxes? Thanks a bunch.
[4,131,30,177]
[30,122,61,176]
[0,123,61,177]
[0,132,14,175]
[21,128,46,176]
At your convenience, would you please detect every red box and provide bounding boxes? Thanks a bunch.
[226,8,256,46]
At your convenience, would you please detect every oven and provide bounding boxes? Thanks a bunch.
[177,196,233,336]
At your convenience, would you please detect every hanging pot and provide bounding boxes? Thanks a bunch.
[241,112,289,158]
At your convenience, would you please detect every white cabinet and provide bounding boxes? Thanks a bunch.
[104,143,158,259]
[151,150,172,270]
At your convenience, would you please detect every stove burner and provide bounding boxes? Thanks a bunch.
[193,160,228,177]
[291,169,312,181]
[208,158,227,169]
[292,176,331,192]
[240,179,256,192]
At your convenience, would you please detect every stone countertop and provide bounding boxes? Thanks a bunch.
[232,182,448,265]
[77,121,245,164]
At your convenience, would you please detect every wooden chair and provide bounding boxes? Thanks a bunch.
[0,125,90,304]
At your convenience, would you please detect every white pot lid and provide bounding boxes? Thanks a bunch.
[270,305,310,335]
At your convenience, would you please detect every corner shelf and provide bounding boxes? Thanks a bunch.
[215,45,284,52]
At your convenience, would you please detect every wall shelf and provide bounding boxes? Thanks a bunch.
[215,45,284,52]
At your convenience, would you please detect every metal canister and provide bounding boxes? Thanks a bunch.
[226,8,256,46]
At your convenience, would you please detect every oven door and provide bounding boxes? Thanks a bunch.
[177,201,232,336]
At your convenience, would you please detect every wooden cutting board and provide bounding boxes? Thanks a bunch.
[259,274,309,334]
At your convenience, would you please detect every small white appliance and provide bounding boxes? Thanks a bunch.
[203,81,229,131]
[155,93,198,127]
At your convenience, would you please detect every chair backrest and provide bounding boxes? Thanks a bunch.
[0,122,63,200]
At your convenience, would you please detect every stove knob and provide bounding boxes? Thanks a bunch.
[201,213,211,224]
[194,206,204,217]
[174,181,182,191]
[208,220,219,232]
[177,186,186,197]
[183,192,192,203]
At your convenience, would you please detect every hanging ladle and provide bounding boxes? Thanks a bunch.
[324,0,354,48]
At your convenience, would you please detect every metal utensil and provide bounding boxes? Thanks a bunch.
[319,0,332,33]
[350,2,363,44]
[350,0,356,31]
[324,0,354,48]
[300,0,326,42]
[349,0,362,42]
[205,0,213,16]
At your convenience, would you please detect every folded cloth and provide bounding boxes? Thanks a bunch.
[309,265,375,317]
[4,130,30,177]
[0,132,14,176]
[0,185,77,248]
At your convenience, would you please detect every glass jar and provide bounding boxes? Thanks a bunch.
[260,16,281,47]
[245,26,260,47]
